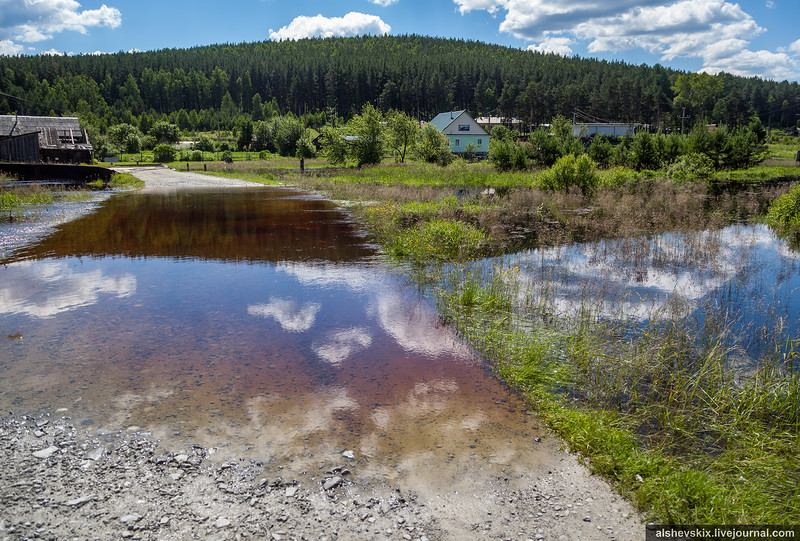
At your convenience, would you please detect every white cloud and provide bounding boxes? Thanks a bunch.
[368,0,399,6]
[454,0,799,80]
[789,39,800,55]
[0,39,23,56]
[0,0,120,55]
[269,12,391,41]
[766,1,775,8]
[527,35,574,56]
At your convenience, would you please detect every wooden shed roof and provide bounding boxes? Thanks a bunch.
[0,115,92,151]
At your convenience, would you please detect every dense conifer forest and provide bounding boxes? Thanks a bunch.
[1,35,799,134]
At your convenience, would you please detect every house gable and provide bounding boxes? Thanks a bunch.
[429,111,489,136]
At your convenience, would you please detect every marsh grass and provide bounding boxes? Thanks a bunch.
[430,236,800,523]
[0,184,53,210]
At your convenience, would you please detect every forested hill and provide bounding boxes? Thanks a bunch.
[1,34,799,132]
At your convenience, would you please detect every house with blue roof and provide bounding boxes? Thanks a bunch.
[428,110,490,156]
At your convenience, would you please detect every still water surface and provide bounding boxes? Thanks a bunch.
[0,187,542,486]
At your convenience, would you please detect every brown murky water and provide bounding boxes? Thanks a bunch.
[0,187,545,489]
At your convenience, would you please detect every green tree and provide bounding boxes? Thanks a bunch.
[296,128,317,165]
[386,110,418,163]
[351,103,384,166]
[274,115,304,157]
[153,144,176,163]
[236,117,254,150]
[414,124,453,166]
[149,121,180,144]
[672,73,724,122]
[321,126,349,165]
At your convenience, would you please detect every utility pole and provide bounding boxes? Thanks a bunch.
[678,107,690,135]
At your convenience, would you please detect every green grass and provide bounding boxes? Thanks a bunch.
[0,188,52,209]
[432,265,800,523]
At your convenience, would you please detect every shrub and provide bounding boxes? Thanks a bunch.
[537,154,599,196]
[414,124,453,166]
[488,139,514,171]
[667,153,714,183]
[153,144,176,163]
[587,136,613,167]
[193,135,215,152]
[765,183,800,233]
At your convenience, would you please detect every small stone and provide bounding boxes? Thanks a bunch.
[120,514,141,525]
[583,516,591,522]
[32,446,58,459]
[33,430,45,438]
[342,450,355,460]
[160,516,170,525]
[64,494,96,507]
[85,448,104,461]
[170,471,184,481]
[285,486,298,497]
[174,454,189,464]
[35,420,48,428]
[323,476,342,490]
[214,518,231,529]
[121,531,133,538]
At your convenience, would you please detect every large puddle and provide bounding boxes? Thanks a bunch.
[493,223,800,365]
[0,187,544,489]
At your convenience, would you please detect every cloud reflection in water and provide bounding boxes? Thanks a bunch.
[0,261,136,318]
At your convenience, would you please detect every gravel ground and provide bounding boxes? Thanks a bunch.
[116,166,262,190]
[1,167,644,540]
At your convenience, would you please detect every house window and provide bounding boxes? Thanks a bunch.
[458,124,470,132]
[454,139,460,147]
[478,139,482,146]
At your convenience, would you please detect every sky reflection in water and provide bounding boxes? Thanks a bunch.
[496,223,800,360]
[0,188,538,478]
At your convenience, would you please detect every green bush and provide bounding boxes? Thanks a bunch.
[153,144,176,163]
[766,183,800,233]
[536,154,599,195]
[667,153,714,183]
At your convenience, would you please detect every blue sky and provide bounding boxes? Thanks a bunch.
[1,0,799,81]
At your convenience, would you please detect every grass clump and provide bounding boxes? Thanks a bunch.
[388,219,491,263]
[765,183,800,239]
[0,186,52,209]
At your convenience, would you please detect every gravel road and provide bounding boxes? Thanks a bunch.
[1,167,644,540]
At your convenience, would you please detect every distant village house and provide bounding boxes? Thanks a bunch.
[0,115,93,164]
[429,111,490,155]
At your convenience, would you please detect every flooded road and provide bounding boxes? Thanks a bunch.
[0,180,641,539]
[1,188,537,482]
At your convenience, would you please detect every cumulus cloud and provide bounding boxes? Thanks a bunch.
[0,39,23,56]
[455,0,799,80]
[0,0,120,55]
[269,12,391,41]
[527,35,574,56]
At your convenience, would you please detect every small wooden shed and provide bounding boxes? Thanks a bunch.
[0,115,93,163]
